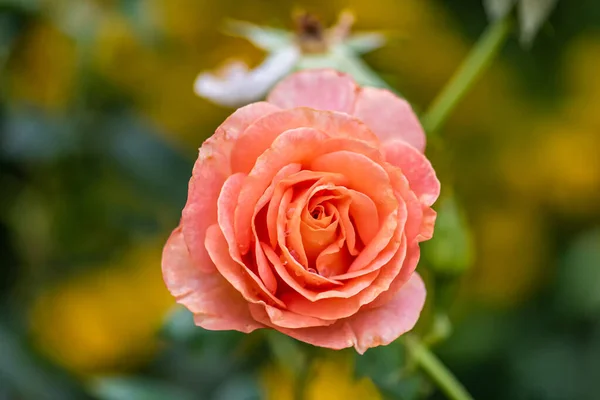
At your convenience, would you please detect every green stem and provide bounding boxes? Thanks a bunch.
[404,335,474,400]
[422,15,513,136]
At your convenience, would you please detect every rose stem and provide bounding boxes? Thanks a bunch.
[404,334,474,400]
[421,14,513,137]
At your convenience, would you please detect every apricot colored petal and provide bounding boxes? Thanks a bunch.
[418,207,437,242]
[282,235,407,320]
[316,242,352,277]
[310,151,397,216]
[272,272,426,354]
[278,194,344,287]
[263,243,373,302]
[267,69,358,113]
[248,303,336,329]
[385,165,424,242]
[252,163,303,250]
[162,227,262,333]
[367,242,422,309]
[215,174,285,307]
[235,128,329,254]
[383,140,440,207]
[231,107,379,173]
[341,188,379,246]
[301,219,339,263]
[181,102,279,272]
[354,87,426,152]
[311,151,402,273]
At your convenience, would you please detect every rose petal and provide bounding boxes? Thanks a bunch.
[385,165,425,242]
[417,207,437,242]
[354,87,426,152]
[310,151,399,273]
[162,227,262,333]
[248,303,336,329]
[267,69,358,113]
[231,107,379,174]
[181,102,279,273]
[316,241,353,277]
[214,173,285,307]
[268,272,426,354]
[383,139,440,207]
[263,243,378,302]
[235,128,330,254]
[281,235,408,320]
[367,242,421,309]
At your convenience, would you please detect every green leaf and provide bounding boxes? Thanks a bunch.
[160,306,197,343]
[518,0,558,46]
[422,196,474,276]
[90,377,195,400]
[225,20,293,51]
[266,330,306,376]
[343,32,386,54]
[556,228,600,317]
[212,374,262,400]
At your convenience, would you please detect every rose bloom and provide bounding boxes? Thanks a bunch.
[162,69,439,353]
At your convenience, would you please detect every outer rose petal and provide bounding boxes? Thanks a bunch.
[256,273,426,354]
[353,87,427,152]
[162,227,262,333]
[181,102,279,273]
[383,139,441,207]
[231,108,379,174]
[267,69,358,113]
[248,303,335,329]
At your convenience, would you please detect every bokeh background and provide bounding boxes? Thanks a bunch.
[1,0,600,399]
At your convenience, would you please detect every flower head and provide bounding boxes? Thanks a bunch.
[164,69,438,353]
[194,12,387,107]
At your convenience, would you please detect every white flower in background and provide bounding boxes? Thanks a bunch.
[194,11,389,107]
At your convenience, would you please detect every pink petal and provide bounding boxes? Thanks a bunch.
[235,128,330,255]
[162,227,262,333]
[354,87,426,152]
[417,207,437,242]
[310,151,400,274]
[262,243,376,302]
[248,303,336,329]
[230,107,379,174]
[385,164,424,242]
[383,139,440,207]
[281,235,408,320]
[267,69,358,113]
[269,272,426,354]
[214,173,285,307]
[367,242,422,309]
[181,102,279,273]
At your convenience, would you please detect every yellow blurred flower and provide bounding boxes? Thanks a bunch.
[29,241,173,375]
[262,353,381,400]
[469,204,547,306]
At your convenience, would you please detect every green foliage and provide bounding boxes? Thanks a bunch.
[422,196,474,276]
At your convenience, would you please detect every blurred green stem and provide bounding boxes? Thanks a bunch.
[404,335,473,400]
[422,15,513,136]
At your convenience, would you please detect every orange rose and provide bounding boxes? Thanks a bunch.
[162,69,439,353]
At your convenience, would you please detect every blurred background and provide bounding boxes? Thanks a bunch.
[1,0,600,399]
